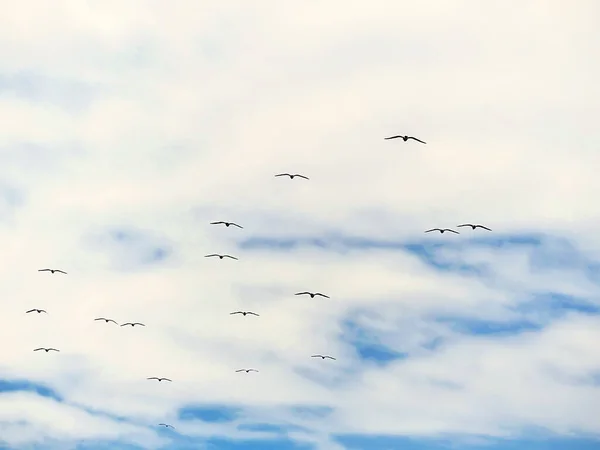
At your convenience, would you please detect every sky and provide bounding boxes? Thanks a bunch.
[0,0,600,449]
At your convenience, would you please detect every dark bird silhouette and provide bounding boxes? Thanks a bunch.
[230,311,259,317]
[295,291,330,298]
[95,318,117,324]
[147,377,172,382]
[425,228,459,234]
[26,309,47,314]
[210,221,243,229]
[311,354,336,360]
[38,269,67,274]
[121,322,145,327]
[384,135,426,144]
[158,423,175,429]
[34,348,59,353]
[204,254,238,260]
[236,369,258,373]
[274,173,309,180]
[457,224,492,231]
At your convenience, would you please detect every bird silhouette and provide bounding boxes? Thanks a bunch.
[26,309,47,314]
[274,173,309,180]
[210,221,243,229]
[121,322,145,327]
[204,254,238,260]
[384,135,426,144]
[457,224,492,231]
[158,423,175,429]
[95,318,117,324]
[235,369,258,373]
[425,228,459,234]
[230,311,259,317]
[311,355,336,360]
[295,291,330,298]
[34,348,59,353]
[38,269,67,274]
[147,377,172,382]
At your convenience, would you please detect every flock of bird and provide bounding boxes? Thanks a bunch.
[25,133,491,431]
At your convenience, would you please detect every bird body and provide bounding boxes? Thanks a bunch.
[158,423,174,429]
[311,354,336,360]
[95,318,117,324]
[38,269,67,274]
[147,377,172,382]
[295,291,330,298]
[26,309,47,314]
[34,348,59,352]
[235,369,258,373]
[230,311,259,316]
[121,322,145,327]
[210,221,243,229]
[204,254,238,260]
[425,228,459,234]
[275,173,309,180]
[384,135,426,144]
[457,224,492,231]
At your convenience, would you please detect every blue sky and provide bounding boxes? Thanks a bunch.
[1,1,600,449]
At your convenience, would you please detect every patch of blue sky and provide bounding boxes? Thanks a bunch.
[178,405,241,422]
[0,378,63,402]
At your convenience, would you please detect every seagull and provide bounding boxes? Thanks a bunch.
[147,377,172,382]
[204,254,238,260]
[235,369,258,373]
[38,269,67,274]
[95,318,118,324]
[230,311,259,317]
[158,423,175,429]
[384,135,426,144]
[121,322,145,327]
[425,228,459,234]
[210,221,243,229]
[34,348,59,353]
[274,173,309,180]
[295,292,330,298]
[311,355,336,360]
[457,224,492,231]
[26,309,47,314]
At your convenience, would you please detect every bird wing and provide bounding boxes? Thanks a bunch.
[210,221,225,225]
[204,254,218,257]
[107,319,117,323]
[94,318,105,321]
[49,348,60,352]
[408,136,426,144]
[425,229,440,233]
[448,229,460,234]
[33,348,44,351]
[296,175,309,180]
[477,225,492,231]
[121,323,132,326]
[456,224,472,228]
[384,135,402,140]
[134,323,145,326]
[231,223,243,228]
[315,293,330,298]
[295,292,310,296]
[235,369,245,372]
[26,309,35,313]
[230,311,242,315]
[225,255,238,260]
[40,310,47,313]
[274,173,290,177]
[248,312,259,316]
[311,355,323,358]
[38,269,51,272]
[147,377,159,380]
[56,270,67,274]
[326,356,336,360]
[163,378,172,381]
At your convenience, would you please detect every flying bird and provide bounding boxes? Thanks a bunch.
[274,173,309,180]
[121,322,145,327]
[26,309,47,314]
[38,269,67,274]
[204,254,238,260]
[147,377,172,382]
[158,423,175,429]
[384,135,426,144]
[425,228,459,234]
[34,348,59,353]
[230,311,259,317]
[95,318,117,324]
[457,224,492,231]
[295,291,330,298]
[210,221,243,229]
[311,355,336,360]
[236,369,258,373]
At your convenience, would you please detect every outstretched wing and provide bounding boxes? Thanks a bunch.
[295,292,310,296]
[425,229,440,233]
[231,223,243,228]
[33,348,45,351]
[295,174,309,180]
[315,293,330,298]
[274,173,290,177]
[384,135,402,140]
[38,269,51,272]
[447,229,460,234]
[224,255,238,260]
[55,270,67,274]
[210,221,225,225]
[204,254,219,258]
[476,225,492,231]
[247,312,259,316]
[26,309,36,313]
[230,311,242,315]
[407,136,426,144]
[456,224,472,228]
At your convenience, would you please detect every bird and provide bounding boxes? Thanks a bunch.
[34,348,59,353]
[38,269,67,274]
[236,369,258,373]
[204,254,238,260]
[311,355,336,360]
[230,311,259,317]
[457,223,492,231]
[295,291,330,298]
[95,318,117,324]
[120,322,145,327]
[210,221,243,229]
[147,377,172,382]
[274,173,309,180]
[26,309,47,314]
[158,423,175,429]
[384,135,426,144]
[425,228,459,234]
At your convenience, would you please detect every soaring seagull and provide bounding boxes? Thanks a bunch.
[147,377,172,382]
[457,223,492,231]
[384,135,426,144]
[236,369,258,373]
[158,423,175,429]
[210,221,243,229]
[95,318,118,324]
[274,173,309,180]
[295,291,330,298]
[204,254,238,260]
[121,322,145,327]
[38,269,67,274]
[26,309,47,314]
[34,348,59,353]
[230,311,259,317]
[425,228,459,234]
[311,355,336,360]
